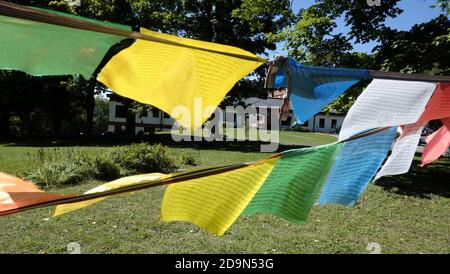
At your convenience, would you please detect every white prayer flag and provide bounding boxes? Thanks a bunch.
[339,79,437,141]
[374,124,424,180]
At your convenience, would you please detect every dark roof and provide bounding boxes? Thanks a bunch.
[242,97,345,117]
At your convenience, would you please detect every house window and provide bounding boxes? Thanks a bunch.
[163,112,170,118]
[115,105,126,118]
[331,119,337,129]
[319,118,325,129]
[140,107,149,118]
[151,107,160,118]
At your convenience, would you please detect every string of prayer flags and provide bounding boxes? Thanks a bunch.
[338,79,437,141]
[1,3,450,236]
[318,127,397,206]
[0,4,129,78]
[0,163,258,218]
[242,143,341,223]
[266,57,369,124]
[421,119,450,167]
[0,124,445,235]
[97,27,265,129]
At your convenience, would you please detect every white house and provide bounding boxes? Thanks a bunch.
[241,97,345,133]
[107,100,178,135]
[263,88,345,133]
[298,112,345,133]
[107,90,345,134]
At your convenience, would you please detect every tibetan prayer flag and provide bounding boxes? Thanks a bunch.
[417,83,450,123]
[0,173,66,213]
[0,4,129,78]
[374,124,424,180]
[318,127,397,206]
[415,83,450,166]
[53,173,169,217]
[272,57,369,124]
[339,79,437,141]
[161,158,278,236]
[421,119,450,166]
[243,143,341,223]
[97,27,265,129]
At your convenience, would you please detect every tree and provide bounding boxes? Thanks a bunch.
[0,71,80,138]
[375,15,450,75]
[433,0,450,14]
[1,0,292,138]
[93,96,110,135]
[275,0,450,114]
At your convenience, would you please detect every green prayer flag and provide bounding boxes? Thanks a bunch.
[0,8,129,78]
[243,143,342,223]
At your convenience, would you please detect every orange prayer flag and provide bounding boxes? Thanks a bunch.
[0,173,66,214]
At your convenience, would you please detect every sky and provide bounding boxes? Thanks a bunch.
[268,0,446,57]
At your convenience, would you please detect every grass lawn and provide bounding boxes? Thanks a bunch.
[279,131,338,146]
[158,129,338,147]
[0,131,448,254]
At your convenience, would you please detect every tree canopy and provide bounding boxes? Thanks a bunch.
[272,0,449,113]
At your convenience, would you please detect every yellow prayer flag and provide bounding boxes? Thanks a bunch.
[53,173,168,217]
[161,158,278,236]
[97,28,265,128]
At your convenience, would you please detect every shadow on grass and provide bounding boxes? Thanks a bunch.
[375,157,450,199]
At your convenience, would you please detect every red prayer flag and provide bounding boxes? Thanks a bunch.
[418,83,450,123]
[421,119,450,167]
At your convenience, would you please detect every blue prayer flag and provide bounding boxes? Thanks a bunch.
[274,58,369,124]
[317,127,397,206]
